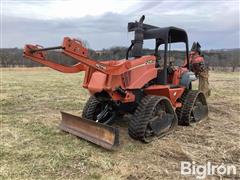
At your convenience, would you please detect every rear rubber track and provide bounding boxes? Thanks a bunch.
[128,95,155,141]
[176,90,201,126]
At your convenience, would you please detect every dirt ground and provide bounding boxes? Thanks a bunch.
[1,68,239,179]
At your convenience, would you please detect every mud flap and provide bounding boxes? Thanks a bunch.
[60,112,119,150]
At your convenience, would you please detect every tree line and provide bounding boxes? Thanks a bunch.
[0,47,239,71]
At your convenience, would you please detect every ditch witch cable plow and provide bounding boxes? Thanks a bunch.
[23,16,208,150]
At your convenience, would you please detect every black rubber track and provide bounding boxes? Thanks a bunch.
[82,96,100,120]
[128,96,154,141]
[176,90,207,126]
[128,95,177,142]
[175,90,189,125]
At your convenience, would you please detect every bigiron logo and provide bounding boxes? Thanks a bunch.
[180,161,238,179]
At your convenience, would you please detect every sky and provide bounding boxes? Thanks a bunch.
[1,0,240,50]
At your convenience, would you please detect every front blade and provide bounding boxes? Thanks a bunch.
[60,112,119,150]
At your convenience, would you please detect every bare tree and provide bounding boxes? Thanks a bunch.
[229,51,240,72]
[0,50,10,67]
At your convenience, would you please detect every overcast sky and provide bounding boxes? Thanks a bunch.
[1,0,239,50]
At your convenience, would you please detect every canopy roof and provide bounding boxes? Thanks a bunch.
[143,26,188,44]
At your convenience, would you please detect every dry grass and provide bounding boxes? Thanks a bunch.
[1,68,240,179]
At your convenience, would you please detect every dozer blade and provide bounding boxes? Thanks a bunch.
[60,112,119,150]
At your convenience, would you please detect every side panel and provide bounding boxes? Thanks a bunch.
[126,68,158,89]
[144,85,185,107]
[87,71,107,94]
[124,57,157,89]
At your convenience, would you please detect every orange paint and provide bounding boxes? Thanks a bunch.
[23,37,187,107]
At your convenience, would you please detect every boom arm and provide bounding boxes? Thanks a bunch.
[23,37,130,75]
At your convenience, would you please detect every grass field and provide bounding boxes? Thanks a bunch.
[1,68,240,179]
